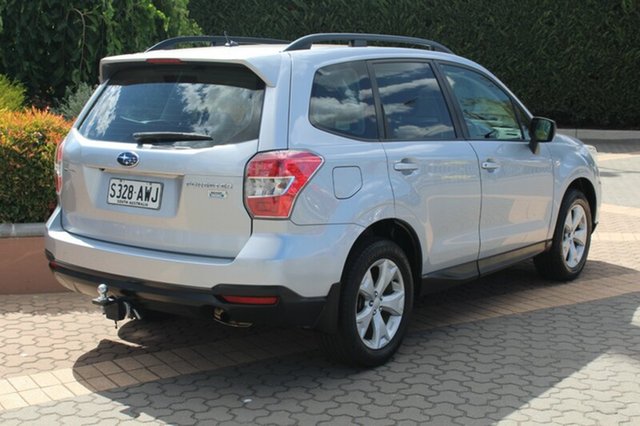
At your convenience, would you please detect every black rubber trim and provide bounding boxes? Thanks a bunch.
[419,240,550,294]
[285,33,454,54]
[477,241,548,276]
[46,253,330,328]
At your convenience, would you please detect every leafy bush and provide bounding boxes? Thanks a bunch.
[53,82,95,121]
[0,0,200,106]
[189,0,640,128]
[0,74,25,111]
[0,109,71,223]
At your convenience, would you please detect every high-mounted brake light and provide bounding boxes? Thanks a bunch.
[54,140,65,195]
[244,150,323,218]
[145,58,183,64]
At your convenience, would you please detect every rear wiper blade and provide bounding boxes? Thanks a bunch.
[133,132,214,144]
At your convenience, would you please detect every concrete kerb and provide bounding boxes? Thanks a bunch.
[558,128,640,140]
[0,223,45,239]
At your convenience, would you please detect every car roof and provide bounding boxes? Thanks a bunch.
[100,37,484,87]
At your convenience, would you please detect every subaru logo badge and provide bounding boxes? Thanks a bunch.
[117,152,139,167]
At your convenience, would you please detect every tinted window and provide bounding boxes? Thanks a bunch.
[373,61,454,140]
[309,61,378,139]
[441,65,522,140]
[79,64,265,144]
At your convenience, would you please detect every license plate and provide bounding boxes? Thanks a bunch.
[107,178,163,210]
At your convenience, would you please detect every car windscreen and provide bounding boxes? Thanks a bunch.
[78,63,265,145]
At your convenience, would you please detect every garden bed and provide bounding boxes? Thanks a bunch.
[0,224,66,294]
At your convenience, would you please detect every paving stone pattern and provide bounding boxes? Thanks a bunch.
[0,139,639,424]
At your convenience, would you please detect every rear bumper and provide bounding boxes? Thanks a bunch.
[48,253,336,328]
[45,206,361,298]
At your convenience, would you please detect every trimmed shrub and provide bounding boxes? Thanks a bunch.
[0,109,71,223]
[0,74,25,111]
[189,0,640,128]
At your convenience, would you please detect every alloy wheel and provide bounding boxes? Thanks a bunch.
[355,258,405,350]
[562,204,588,268]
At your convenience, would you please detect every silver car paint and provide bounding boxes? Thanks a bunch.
[546,134,602,237]
[46,43,601,302]
[469,140,554,259]
[47,207,361,298]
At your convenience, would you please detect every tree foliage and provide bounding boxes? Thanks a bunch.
[0,0,200,106]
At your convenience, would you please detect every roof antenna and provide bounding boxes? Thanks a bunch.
[224,31,238,47]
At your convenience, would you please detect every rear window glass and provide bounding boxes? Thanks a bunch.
[78,64,265,144]
[309,61,378,140]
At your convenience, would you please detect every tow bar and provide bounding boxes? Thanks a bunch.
[92,284,142,328]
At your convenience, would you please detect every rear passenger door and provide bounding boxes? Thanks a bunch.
[372,61,481,277]
[439,64,554,272]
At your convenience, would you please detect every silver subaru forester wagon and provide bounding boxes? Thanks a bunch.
[46,33,601,366]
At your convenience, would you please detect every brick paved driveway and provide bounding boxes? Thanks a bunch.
[1,138,639,425]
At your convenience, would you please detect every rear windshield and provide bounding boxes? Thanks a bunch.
[78,64,265,144]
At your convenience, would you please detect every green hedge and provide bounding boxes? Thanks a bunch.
[189,0,640,128]
[0,109,71,223]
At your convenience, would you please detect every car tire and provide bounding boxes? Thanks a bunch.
[320,238,414,367]
[534,189,592,281]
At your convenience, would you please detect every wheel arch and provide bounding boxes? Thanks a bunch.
[566,177,597,228]
[314,218,423,334]
[342,218,423,299]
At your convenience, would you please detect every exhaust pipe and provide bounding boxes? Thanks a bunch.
[213,308,252,328]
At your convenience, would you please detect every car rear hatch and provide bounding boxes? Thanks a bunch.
[59,62,265,258]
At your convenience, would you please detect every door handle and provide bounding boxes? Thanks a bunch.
[393,161,419,172]
[481,161,500,171]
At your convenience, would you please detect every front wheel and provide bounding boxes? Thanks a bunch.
[321,238,414,367]
[534,189,592,281]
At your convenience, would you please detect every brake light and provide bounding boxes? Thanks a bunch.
[219,295,278,305]
[145,58,183,64]
[54,140,64,195]
[244,150,323,218]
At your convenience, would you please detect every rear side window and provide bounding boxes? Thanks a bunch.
[309,61,378,140]
[79,64,265,144]
[372,61,455,140]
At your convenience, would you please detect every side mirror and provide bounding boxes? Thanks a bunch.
[529,117,556,153]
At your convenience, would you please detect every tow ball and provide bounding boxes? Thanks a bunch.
[92,284,142,328]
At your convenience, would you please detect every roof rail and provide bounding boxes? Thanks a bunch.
[284,33,454,54]
[146,35,289,52]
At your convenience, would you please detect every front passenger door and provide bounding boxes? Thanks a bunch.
[440,64,554,272]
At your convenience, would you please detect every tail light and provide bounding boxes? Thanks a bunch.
[54,140,65,195]
[244,150,323,218]
[219,295,278,305]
